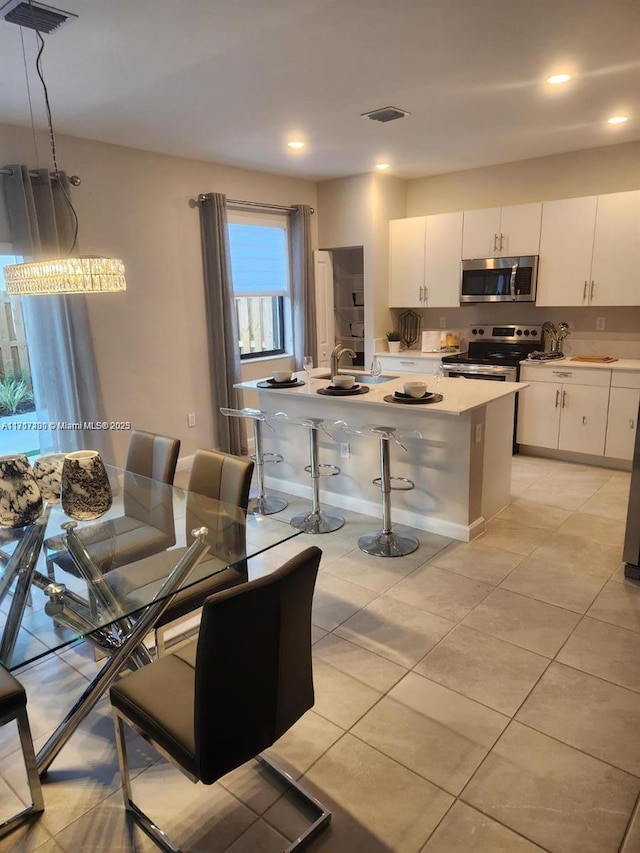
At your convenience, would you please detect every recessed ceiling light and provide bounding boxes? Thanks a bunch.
[287,140,305,149]
[607,115,629,125]
[546,73,573,85]
[375,163,390,170]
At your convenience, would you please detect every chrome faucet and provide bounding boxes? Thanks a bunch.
[330,344,357,377]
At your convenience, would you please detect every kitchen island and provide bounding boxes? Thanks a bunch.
[237,372,527,541]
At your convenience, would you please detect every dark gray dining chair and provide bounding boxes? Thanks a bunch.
[46,430,181,576]
[0,666,44,839]
[110,546,330,852]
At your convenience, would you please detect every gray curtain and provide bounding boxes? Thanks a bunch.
[290,204,317,370]
[198,193,247,456]
[1,165,112,456]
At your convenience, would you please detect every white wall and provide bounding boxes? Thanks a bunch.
[0,122,317,463]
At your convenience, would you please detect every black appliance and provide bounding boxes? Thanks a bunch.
[624,397,640,579]
[442,325,542,451]
[460,256,539,303]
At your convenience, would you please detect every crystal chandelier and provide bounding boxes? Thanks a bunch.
[5,2,126,295]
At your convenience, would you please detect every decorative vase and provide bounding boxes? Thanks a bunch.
[32,453,66,503]
[61,450,113,521]
[0,454,43,528]
[388,340,401,353]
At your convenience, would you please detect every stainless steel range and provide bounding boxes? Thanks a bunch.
[442,325,542,451]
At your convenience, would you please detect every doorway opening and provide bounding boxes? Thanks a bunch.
[329,247,364,368]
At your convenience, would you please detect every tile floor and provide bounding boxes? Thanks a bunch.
[2,455,640,852]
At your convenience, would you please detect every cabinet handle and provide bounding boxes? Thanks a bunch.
[424,286,428,305]
[590,279,595,301]
[419,286,423,302]
[500,233,505,252]
[555,389,560,408]
[400,361,416,365]
[631,419,636,430]
[493,233,498,252]
[553,371,572,377]
[583,280,588,303]
[582,416,587,425]
[562,390,566,408]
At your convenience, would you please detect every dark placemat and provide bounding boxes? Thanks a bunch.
[317,386,370,397]
[383,393,443,405]
[257,379,306,389]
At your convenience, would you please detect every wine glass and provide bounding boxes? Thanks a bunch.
[370,355,381,379]
[303,355,313,384]
[432,364,444,392]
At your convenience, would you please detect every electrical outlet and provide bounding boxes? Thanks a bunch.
[187,412,196,427]
[439,316,447,328]
[596,317,606,331]
[474,423,482,444]
[340,442,350,459]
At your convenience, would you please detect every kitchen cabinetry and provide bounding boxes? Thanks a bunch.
[605,373,640,461]
[462,203,542,259]
[389,212,462,308]
[517,365,610,456]
[376,354,444,374]
[537,190,640,307]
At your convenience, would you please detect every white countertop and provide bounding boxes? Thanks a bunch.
[521,357,640,372]
[238,372,527,416]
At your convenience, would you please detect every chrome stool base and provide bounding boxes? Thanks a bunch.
[358,530,419,558]
[291,509,344,534]
[248,494,288,515]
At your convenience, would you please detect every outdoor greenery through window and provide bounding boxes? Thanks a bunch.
[227,212,290,358]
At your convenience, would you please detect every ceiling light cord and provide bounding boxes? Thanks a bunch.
[28,0,79,256]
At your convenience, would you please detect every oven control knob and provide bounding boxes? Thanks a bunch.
[524,329,530,336]
[532,329,538,336]
[516,329,522,335]
[478,328,484,335]
[471,328,478,335]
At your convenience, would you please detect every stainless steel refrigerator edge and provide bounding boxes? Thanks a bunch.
[623,397,640,578]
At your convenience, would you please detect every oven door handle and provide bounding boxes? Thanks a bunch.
[510,261,519,300]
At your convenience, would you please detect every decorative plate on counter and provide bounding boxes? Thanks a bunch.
[317,385,370,397]
[384,392,443,405]
[257,378,305,388]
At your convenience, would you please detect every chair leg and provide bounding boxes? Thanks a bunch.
[0,709,44,839]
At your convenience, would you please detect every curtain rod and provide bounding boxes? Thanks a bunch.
[189,195,314,214]
[0,167,81,185]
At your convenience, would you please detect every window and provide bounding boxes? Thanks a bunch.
[227,212,290,359]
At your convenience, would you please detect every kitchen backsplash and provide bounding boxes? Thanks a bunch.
[562,332,640,359]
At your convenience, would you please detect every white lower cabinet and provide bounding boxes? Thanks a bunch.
[376,355,442,374]
[518,366,610,456]
[605,375,640,461]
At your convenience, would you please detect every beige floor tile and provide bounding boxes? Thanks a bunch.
[557,512,626,548]
[517,481,594,512]
[474,519,549,557]
[311,659,383,729]
[462,721,640,853]
[312,625,327,644]
[387,564,493,622]
[557,617,640,693]
[587,580,640,633]
[428,540,523,584]
[500,561,607,613]
[311,573,377,631]
[322,548,423,594]
[494,499,572,530]
[621,804,640,853]
[420,801,546,852]
[335,595,455,668]
[265,734,453,852]
[516,662,640,776]
[313,634,407,693]
[527,531,622,578]
[224,819,289,853]
[579,489,632,522]
[0,816,55,852]
[415,626,549,716]
[462,588,581,657]
[352,673,508,795]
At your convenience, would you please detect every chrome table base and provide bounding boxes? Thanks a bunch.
[291,508,344,534]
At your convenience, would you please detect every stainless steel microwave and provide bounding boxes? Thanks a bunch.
[460,255,539,303]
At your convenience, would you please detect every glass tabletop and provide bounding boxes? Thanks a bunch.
[0,465,301,671]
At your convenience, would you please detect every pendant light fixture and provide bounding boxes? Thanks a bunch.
[3,0,126,295]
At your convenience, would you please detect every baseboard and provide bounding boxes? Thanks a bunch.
[518,446,631,471]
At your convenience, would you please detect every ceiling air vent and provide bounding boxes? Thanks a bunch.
[361,106,410,123]
[1,0,77,33]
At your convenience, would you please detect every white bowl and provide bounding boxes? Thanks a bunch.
[403,381,427,398]
[272,371,292,383]
[332,375,355,389]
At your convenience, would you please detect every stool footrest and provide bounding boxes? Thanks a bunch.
[372,476,415,491]
[304,463,341,477]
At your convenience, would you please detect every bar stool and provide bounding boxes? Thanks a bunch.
[273,414,344,534]
[0,666,44,838]
[221,408,287,515]
[339,424,420,557]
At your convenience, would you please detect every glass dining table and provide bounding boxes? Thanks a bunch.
[0,465,302,777]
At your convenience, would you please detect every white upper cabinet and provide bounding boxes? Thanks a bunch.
[424,211,463,308]
[538,191,640,307]
[462,203,542,259]
[389,212,462,308]
[590,190,640,306]
[537,196,598,306]
[389,217,426,307]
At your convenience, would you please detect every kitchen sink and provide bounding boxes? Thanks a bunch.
[315,371,396,384]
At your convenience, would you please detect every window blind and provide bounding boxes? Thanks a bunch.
[228,222,289,296]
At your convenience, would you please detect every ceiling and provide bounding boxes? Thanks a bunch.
[0,0,638,181]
